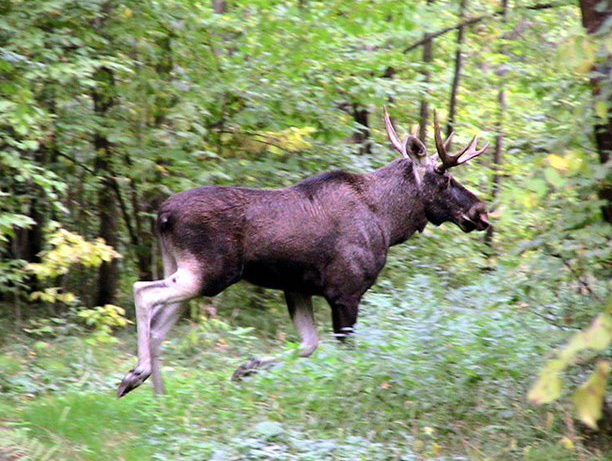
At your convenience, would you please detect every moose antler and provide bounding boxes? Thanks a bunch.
[383,106,405,157]
[383,106,427,163]
[433,109,489,172]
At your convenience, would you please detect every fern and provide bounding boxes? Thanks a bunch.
[0,427,59,461]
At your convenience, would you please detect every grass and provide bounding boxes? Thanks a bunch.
[0,270,608,460]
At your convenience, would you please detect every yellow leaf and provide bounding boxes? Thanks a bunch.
[123,6,133,19]
[573,360,610,429]
[413,439,424,452]
[595,101,608,120]
[560,436,574,450]
[547,154,569,172]
[528,360,564,405]
[559,313,612,364]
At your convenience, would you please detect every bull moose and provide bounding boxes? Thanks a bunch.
[117,107,490,397]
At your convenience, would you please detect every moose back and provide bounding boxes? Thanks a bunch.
[117,108,490,397]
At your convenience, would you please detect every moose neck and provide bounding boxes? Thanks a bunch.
[366,159,428,247]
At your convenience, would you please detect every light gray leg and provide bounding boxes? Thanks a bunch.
[117,266,201,398]
[150,251,181,395]
[231,292,318,382]
[150,303,182,395]
[285,291,319,357]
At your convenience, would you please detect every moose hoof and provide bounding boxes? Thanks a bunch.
[117,366,151,398]
[231,356,277,382]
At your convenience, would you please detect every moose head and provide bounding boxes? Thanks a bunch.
[384,107,490,233]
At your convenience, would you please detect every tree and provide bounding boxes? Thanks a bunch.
[446,0,468,139]
[485,0,509,247]
[579,0,612,224]
[418,0,435,142]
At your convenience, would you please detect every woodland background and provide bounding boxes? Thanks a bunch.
[1,0,612,459]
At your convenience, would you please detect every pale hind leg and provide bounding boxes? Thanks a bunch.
[117,264,201,398]
[150,304,182,395]
[150,251,183,395]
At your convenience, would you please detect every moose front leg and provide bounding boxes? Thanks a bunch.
[285,291,319,357]
[231,291,318,382]
[327,295,360,341]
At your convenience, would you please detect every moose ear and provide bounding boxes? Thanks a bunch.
[406,137,427,160]
[401,135,428,184]
[402,135,428,164]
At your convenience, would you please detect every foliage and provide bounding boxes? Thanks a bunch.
[21,223,128,343]
[77,304,131,344]
[0,426,58,461]
[27,222,121,281]
[0,270,593,459]
[529,295,612,429]
[0,0,611,458]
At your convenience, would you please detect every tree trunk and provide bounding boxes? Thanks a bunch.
[446,0,468,142]
[213,0,227,13]
[418,0,435,142]
[579,0,612,224]
[352,103,372,155]
[485,0,509,247]
[93,67,119,306]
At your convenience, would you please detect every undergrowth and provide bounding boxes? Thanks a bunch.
[0,270,606,460]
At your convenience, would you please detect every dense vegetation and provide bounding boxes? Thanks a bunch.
[1,0,611,459]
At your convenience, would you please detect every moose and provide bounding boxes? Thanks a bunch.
[117,107,490,397]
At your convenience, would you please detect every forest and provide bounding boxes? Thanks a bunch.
[1,0,612,459]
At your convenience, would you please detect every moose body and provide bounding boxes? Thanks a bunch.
[117,108,490,397]
[160,166,421,298]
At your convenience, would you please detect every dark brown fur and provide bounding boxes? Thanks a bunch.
[157,158,487,336]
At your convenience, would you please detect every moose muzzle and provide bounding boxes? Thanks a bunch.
[458,203,490,232]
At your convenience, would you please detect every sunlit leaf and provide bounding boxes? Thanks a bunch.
[528,359,564,404]
[547,154,570,172]
[573,360,610,429]
[559,436,575,450]
[560,313,612,363]
[595,101,609,120]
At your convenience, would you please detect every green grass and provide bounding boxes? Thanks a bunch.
[0,271,607,460]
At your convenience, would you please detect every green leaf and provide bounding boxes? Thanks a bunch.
[544,167,564,188]
[254,420,284,438]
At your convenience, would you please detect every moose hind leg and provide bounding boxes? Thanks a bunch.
[150,250,181,395]
[117,267,201,398]
[150,303,182,395]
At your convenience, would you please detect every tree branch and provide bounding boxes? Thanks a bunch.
[106,170,140,251]
[56,151,140,251]
[403,1,572,53]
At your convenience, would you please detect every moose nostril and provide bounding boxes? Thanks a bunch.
[477,212,490,229]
